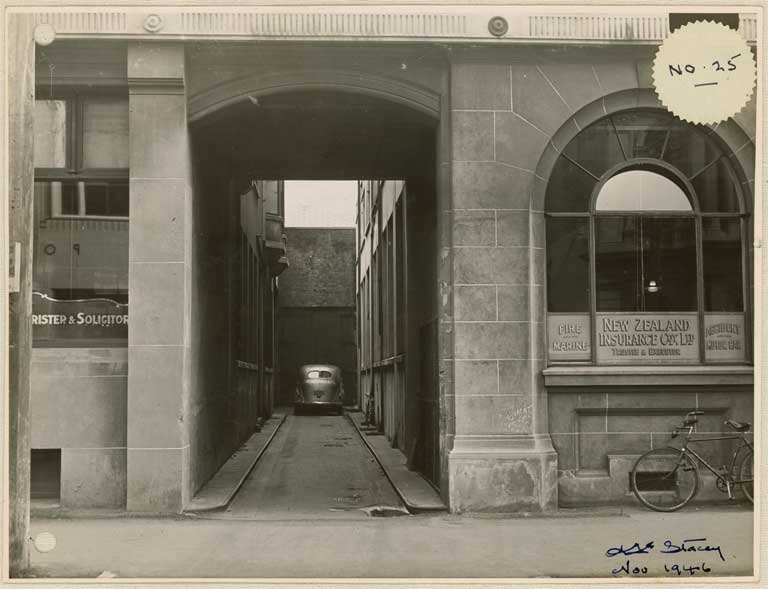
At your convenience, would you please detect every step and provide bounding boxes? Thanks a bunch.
[347,411,446,513]
[184,412,287,513]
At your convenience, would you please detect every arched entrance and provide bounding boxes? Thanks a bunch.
[175,55,444,509]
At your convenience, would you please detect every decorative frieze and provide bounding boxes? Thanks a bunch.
[33,11,126,33]
[528,15,669,41]
[23,9,759,44]
[181,11,467,37]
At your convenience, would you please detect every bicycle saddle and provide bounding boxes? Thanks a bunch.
[725,419,751,432]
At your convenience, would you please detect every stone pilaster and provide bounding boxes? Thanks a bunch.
[126,44,191,512]
[447,61,557,512]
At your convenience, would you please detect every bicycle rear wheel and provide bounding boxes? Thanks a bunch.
[631,447,699,512]
[738,448,753,504]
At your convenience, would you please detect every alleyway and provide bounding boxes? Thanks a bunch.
[221,413,404,519]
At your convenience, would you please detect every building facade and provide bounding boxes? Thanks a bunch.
[6,6,757,515]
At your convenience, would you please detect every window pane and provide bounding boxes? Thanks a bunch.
[641,217,697,312]
[663,123,721,178]
[85,184,108,216]
[691,157,741,212]
[703,218,743,311]
[34,100,67,168]
[596,169,692,211]
[82,98,129,168]
[60,183,79,215]
[546,217,590,312]
[109,183,130,217]
[596,217,696,312]
[545,156,596,212]
[563,118,625,178]
[33,180,130,346]
[595,217,640,311]
[613,111,671,160]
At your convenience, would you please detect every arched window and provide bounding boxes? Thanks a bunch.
[545,110,749,365]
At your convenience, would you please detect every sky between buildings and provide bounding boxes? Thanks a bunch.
[284,180,357,228]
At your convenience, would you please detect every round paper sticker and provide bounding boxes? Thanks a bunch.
[652,20,756,125]
[33,531,57,553]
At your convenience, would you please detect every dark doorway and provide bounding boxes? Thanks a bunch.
[31,449,61,502]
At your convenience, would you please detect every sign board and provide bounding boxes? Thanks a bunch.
[9,242,20,293]
[704,314,745,363]
[595,313,699,364]
[33,292,128,342]
[547,314,591,361]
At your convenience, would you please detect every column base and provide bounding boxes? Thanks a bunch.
[447,434,558,513]
[126,447,187,513]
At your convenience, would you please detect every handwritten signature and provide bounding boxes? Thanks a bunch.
[606,537,725,561]
[606,537,725,576]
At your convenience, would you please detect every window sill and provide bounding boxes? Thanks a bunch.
[542,364,753,387]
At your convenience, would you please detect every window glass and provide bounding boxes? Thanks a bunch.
[612,111,671,160]
[595,169,692,211]
[546,217,590,312]
[59,183,80,215]
[703,218,743,311]
[641,217,697,312]
[109,183,130,217]
[545,155,596,212]
[34,100,67,168]
[33,184,129,303]
[595,216,696,312]
[563,118,624,178]
[595,216,639,311]
[85,184,108,216]
[663,124,721,178]
[82,98,129,168]
[690,157,740,212]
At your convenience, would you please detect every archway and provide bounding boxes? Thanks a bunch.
[186,83,442,505]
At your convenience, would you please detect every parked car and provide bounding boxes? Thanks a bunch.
[295,364,344,415]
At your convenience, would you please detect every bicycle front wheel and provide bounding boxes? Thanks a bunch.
[738,448,753,504]
[631,447,699,512]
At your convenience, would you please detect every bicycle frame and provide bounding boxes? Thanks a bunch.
[679,431,753,486]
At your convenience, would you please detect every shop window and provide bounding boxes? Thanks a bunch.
[545,110,749,365]
[33,89,129,347]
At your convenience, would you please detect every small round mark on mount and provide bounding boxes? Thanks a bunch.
[143,14,164,33]
[33,531,56,553]
[488,16,509,37]
[33,24,56,46]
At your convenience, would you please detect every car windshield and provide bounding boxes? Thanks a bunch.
[307,370,333,379]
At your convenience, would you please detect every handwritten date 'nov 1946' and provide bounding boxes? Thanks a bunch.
[606,537,725,577]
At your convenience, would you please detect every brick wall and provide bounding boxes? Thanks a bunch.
[280,228,355,308]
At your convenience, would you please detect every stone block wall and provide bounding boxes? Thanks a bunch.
[31,348,127,508]
[549,388,753,506]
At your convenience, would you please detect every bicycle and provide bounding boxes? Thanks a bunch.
[630,411,753,512]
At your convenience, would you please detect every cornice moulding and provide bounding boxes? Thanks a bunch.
[11,9,756,44]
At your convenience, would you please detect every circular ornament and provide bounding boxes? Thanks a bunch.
[488,16,509,37]
[143,14,164,33]
[652,21,756,125]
